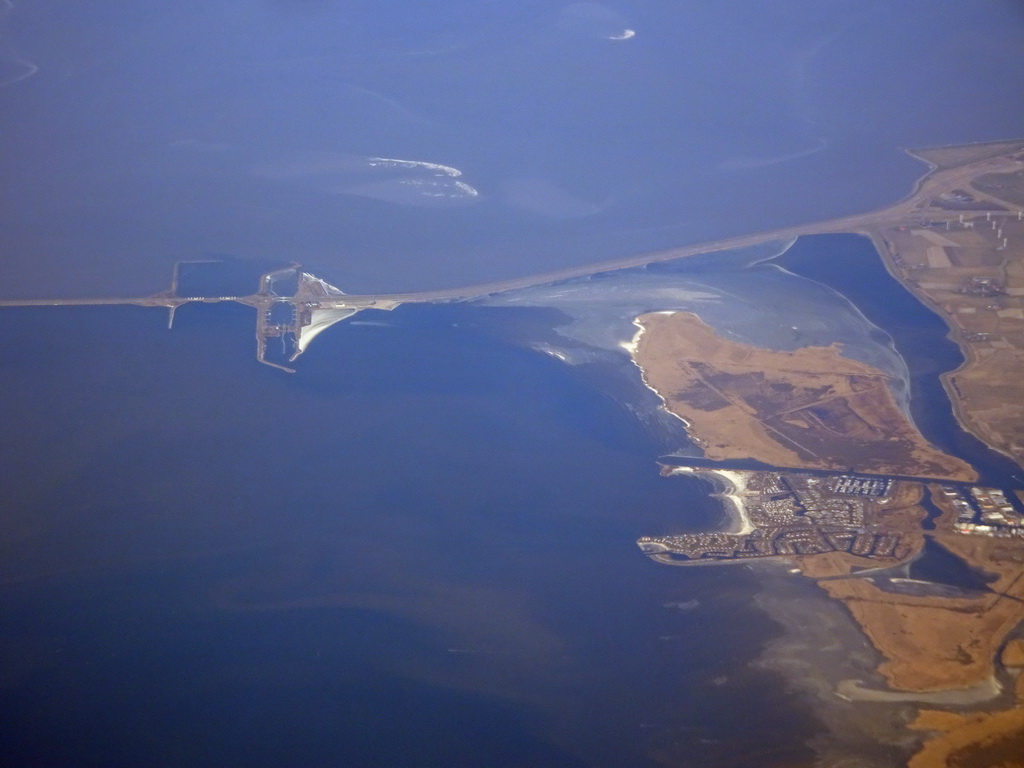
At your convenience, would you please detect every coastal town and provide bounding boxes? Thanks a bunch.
[637,464,1024,568]
[639,460,1024,767]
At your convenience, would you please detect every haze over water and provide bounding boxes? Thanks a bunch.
[0,303,824,767]
[4,2,1024,766]
[0,239,978,766]
[2,1,1024,296]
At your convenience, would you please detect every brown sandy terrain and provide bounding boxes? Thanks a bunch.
[800,490,1024,694]
[909,704,1024,768]
[1003,639,1024,668]
[813,578,1018,691]
[891,494,1024,765]
[790,495,1012,692]
[632,311,976,480]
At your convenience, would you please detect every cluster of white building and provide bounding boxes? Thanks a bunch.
[943,485,1024,536]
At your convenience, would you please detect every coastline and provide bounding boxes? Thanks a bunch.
[661,465,754,535]
[621,313,695,434]
[627,309,976,480]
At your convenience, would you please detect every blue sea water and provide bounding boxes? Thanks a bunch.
[1,231,1015,766]
[0,303,823,767]
[2,1,1024,297]
[3,2,1024,765]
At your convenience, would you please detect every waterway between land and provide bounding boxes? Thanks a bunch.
[775,233,1024,488]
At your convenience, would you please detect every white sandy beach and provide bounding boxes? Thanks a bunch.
[666,466,755,535]
[622,313,694,430]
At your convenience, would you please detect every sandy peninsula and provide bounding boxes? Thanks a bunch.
[631,310,976,481]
